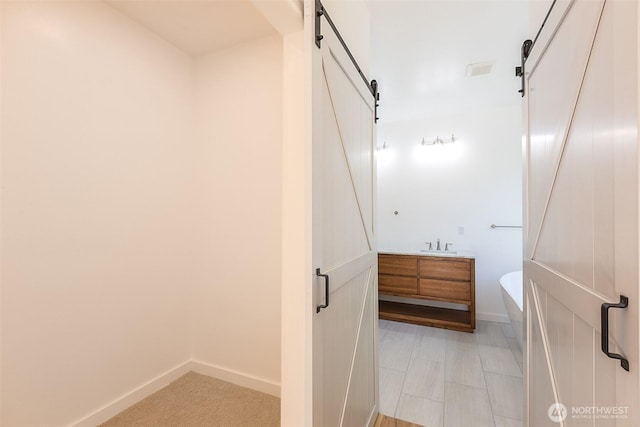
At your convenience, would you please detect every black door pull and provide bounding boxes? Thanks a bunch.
[316,268,329,313]
[601,295,629,371]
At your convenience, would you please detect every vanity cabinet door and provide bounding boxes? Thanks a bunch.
[378,254,417,277]
[378,254,418,296]
[419,258,470,281]
[379,274,418,295]
[419,278,470,303]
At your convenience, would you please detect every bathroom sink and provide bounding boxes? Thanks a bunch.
[420,250,458,255]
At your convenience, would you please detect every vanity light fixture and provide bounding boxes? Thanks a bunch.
[421,134,456,146]
[377,141,389,151]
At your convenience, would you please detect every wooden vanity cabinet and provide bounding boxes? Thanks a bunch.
[378,253,475,332]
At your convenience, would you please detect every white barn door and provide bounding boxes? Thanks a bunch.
[524,0,639,425]
[310,12,378,427]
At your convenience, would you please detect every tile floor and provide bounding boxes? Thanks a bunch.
[378,319,524,427]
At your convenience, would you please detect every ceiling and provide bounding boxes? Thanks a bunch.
[106,0,277,56]
[106,0,527,121]
[368,0,530,122]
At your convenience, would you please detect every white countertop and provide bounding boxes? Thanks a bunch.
[379,249,475,259]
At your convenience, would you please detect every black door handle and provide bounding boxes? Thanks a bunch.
[601,295,629,371]
[316,268,329,313]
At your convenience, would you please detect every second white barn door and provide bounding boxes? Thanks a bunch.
[524,0,639,425]
[310,11,378,427]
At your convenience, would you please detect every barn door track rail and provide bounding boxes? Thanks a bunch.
[315,0,380,122]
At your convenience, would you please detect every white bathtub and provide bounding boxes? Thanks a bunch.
[500,271,523,350]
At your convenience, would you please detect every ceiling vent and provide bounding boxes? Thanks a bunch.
[466,61,495,77]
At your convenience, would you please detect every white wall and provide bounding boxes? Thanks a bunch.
[192,35,283,394]
[1,2,196,425]
[377,104,522,321]
[530,0,554,37]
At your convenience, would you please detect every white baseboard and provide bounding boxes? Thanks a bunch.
[190,359,281,398]
[71,360,192,427]
[71,359,280,426]
[476,312,510,324]
[367,405,379,427]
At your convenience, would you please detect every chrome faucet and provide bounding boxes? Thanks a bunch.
[445,242,453,251]
[425,241,433,250]
[436,238,441,251]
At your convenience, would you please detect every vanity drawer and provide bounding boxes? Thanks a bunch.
[379,254,417,277]
[419,258,470,281]
[419,278,470,303]
[379,274,418,295]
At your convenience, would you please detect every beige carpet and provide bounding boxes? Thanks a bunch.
[100,372,280,427]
